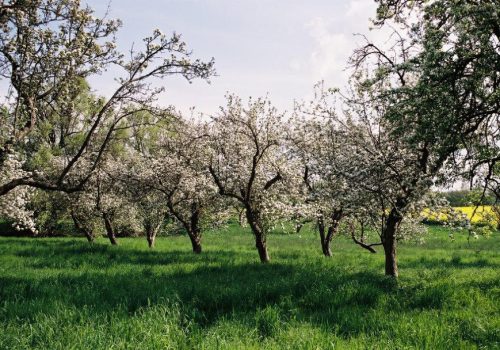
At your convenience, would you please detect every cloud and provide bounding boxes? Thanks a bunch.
[346,0,373,18]
[305,16,353,86]
[289,58,302,72]
[302,1,391,89]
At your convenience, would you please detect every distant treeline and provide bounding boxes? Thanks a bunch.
[438,190,496,207]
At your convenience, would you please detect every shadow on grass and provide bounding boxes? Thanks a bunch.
[0,237,494,339]
[5,237,235,267]
[400,256,500,270]
[0,268,397,335]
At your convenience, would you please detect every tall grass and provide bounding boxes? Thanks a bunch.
[0,225,498,349]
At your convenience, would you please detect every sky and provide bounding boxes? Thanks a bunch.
[84,0,387,116]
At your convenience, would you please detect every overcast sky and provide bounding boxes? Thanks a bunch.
[84,0,386,115]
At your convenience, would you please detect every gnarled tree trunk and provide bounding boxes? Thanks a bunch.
[145,221,161,248]
[71,211,94,243]
[318,217,332,257]
[146,226,158,248]
[188,203,203,254]
[102,213,118,245]
[295,222,304,234]
[238,208,246,227]
[246,207,270,263]
[84,230,94,243]
[382,208,402,277]
[147,235,155,248]
[188,231,202,254]
[167,200,204,254]
[255,233,269,263]
[317,210,342,257]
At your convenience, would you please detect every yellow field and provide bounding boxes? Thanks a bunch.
[454,206,495,223]
[424,206,497,225]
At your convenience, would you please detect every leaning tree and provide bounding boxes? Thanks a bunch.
[342,0,500,277]
[0,0,214,228]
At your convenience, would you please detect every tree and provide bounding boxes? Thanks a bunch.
[0,0,215,201]
[122,119,220,253]
[69,191,99,243]
[119,156,171,249]
[338,79,439,277]
[207,95,300,263]
[70,156,141,245]
[290,85,352,257]
[0,152,35,231]
[94,164,129,245]
[131,189,167,249]
[342,0,499,277]
[160,122,216,253]
[30,189,70,236]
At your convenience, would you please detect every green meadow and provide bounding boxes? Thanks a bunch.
[0,225,498,349]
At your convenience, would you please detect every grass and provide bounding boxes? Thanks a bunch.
[0,225,499,349]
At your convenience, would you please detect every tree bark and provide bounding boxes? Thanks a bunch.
[146,234,155,248]
[295,222,304,234]
[255,233,269,263]
[245,207,270,263]
[238,208,246,226]
[382,209,402,277]
[102,213,118,245]
[188,231,202,254]
[145,222,161,248]
[187,204,203,254]
[383,235,398,277]
[168,200,204,254]
[82,228,94,243]
[317,210,342,257]
[71,211,94,243]
[318,217,332,257]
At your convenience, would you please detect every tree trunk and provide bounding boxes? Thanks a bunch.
[255,232,269,263]
[145,222,161,248]
[382,209,402,277]
[103,213,118,245]
[295,222,304,234]
[188,232,202,254]
[245,207,270,263]
[71,211,94,243]
[321,239,332,257]
[238,208,246,227]
[383,238,398,277]
[318,217,332,257]
[317,210,342,257]
[187,204,203,254]
[147,235,155,248]
[83,229,94,243]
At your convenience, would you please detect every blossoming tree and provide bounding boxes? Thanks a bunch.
[0,0,215,203]
[207,95,301,263]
